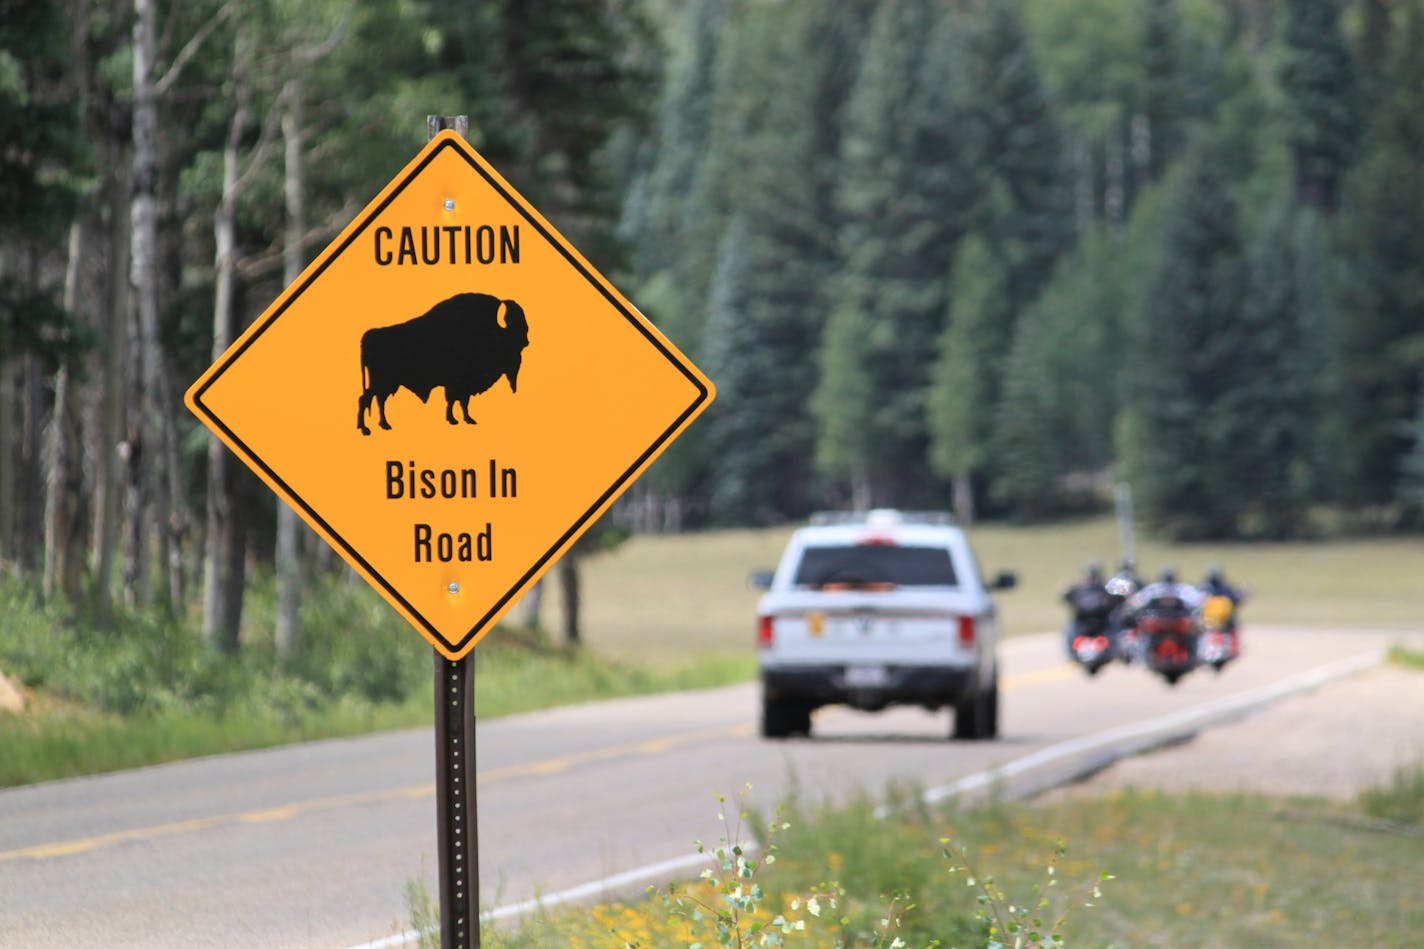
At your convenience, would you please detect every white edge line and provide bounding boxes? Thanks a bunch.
[347,648,1383,949]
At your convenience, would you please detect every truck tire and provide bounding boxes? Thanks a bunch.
[762,696,811,739]
[952,674,998,741]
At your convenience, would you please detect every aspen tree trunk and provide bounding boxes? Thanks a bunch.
[559,556,581,647]
[127,0,166,609]
[0,348,13,567]
[160,364,188,614]
[203,25,253,652]
[953,472,975,526]
[44,222,85,598]
[21,354,44,574]
[519,580,543,630]
[1072,135,1093,238]
[47,1,97,603]
[850,467,872,513]
[275,76,305,661]
[1104,118,1126,230]
[92,154,131,623]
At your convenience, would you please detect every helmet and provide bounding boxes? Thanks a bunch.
[1159,566,1177,583]
[1085,561,1103,581]
[1205,565,1223,584]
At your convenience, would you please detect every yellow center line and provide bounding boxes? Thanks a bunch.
[0,786,433,864]
[1,668,1072,864]
[1004,663,1078,690]
[479,722,751,782]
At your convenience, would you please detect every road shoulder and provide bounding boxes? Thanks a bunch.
[1045,662,1424,801]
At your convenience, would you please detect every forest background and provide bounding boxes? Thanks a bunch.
[1,0,1422,664]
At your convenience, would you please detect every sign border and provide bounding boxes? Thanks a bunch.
[187,132,713,658]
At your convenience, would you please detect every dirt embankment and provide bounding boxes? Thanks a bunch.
[0,669,23,714]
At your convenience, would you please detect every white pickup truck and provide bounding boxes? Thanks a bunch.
[752,510,1016,740]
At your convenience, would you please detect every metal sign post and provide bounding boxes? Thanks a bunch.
[427,115,479,949]
[434,651,478,947]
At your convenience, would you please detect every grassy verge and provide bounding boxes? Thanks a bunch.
[488,784,1424,947]
[0,643,752,788]
[0,574,751,788]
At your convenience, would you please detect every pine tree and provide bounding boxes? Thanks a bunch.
[924,0,1070,516]
[1222,198,1321,538]
[622,1,725,286]
[818,0,979,506]
[1277,0,1360,213]
[990,307,1061,519]
[1139,0,1188,184]
[0,0,87,574]
[617,1,728,523]
[432,0,657,257]
[998,221,1145,508]
[969,0,1074,310]
[0,0,86,367]
[1329,0,1424,512]
[812,299,877,511]
[699,217,770,522]
[1123,134,1248,540]
[1400,377,1424,523]
[695,0,877,522]
[926,233,1012,521]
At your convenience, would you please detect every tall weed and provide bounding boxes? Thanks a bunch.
[1359,762,1424,825]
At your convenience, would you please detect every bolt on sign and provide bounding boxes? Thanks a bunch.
[186,131,714,659]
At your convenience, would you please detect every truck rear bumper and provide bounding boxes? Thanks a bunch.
[761,664,978,711]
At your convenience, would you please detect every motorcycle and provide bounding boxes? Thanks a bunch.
[1197,594,1241,672]
[1064,587,1118,676]
[1132,596,1201,686]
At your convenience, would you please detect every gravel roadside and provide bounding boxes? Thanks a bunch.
[1046,661,1424,801]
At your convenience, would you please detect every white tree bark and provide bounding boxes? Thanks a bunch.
[126,0,162,608]
[275,76,306,661]
[202,25,253,651]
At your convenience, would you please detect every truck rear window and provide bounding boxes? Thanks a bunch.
[792,545,957,588]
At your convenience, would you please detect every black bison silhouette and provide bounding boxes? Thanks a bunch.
[357,292,529,435]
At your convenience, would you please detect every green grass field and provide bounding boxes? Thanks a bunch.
[555,517,1424,662]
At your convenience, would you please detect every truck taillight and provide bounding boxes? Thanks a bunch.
[758,615,774,648]
[958,615,976,647]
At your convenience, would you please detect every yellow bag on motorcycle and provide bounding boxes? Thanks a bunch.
[1202,595,1235,630]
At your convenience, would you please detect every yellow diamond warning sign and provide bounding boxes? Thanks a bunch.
[186,131,714,659]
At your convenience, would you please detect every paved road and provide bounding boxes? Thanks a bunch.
[0,626,1412,948]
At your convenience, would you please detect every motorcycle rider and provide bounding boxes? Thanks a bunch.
[1200,565,1244,604]
[1105,559,1143,661]
[1062,562,1115,659]
[1106,558,1143,598]
[1199,565,1245,663]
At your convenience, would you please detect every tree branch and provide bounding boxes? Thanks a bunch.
[155,0,237,98]
[230,83,289,199]
[234,204,360,282]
